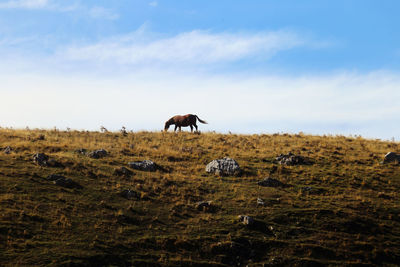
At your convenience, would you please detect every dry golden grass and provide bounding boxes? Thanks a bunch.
[0,128,399,266]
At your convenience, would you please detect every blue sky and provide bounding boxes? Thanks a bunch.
[0,0,399,139]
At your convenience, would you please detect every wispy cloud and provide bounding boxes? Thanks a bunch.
[89,6,119,20]
[149,1,158,7]
[0,0,79,12]
[0,0,49,9]
[0,26,397,138]
[0,0,118,20]
[61,30,305,66]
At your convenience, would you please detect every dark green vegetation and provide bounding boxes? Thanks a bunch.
[1,129,400,266]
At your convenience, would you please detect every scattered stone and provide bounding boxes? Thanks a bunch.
[205,157,241,176]
[276,152,305,166]
[32,153,62,168]
[74,148,87,155]
[87,149,108,159]
[257,198,265,206]
[257,177,285,187]
[54,177,81,189]
[33,153,49,166]
[114,166,133,177]
[3,146,12,154]
[47,174,66,181]
[120,189,140,200]
[195,200,213,211]
[383,152,400,163]
[238,215,254,226]
[268,225,275,232]
[128,160,157,171]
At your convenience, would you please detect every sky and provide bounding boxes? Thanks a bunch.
[0,0,399,139]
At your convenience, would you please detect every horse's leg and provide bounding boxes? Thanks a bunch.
[190,125,193,132]
[194,123,198,132]
[174,125,178,132]
[179,126,182,132]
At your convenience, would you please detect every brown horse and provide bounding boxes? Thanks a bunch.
[164,114,207,132]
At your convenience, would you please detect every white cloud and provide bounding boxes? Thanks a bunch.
[89,6,119,20]
[0,0,117,19]
[61,30,305,65]
[0,0,49,9]
[149,1,157,7]
[0,0,79,12]
[0,28,397,139]
[0,69,399,139]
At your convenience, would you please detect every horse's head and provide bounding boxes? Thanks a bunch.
[164,120,171,131]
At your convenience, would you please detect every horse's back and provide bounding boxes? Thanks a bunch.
[172,115,186,122]
[172,114,195,126]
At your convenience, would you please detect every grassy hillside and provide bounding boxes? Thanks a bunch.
[0,129,399,266]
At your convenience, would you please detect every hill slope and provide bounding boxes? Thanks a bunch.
[0,129,399,266]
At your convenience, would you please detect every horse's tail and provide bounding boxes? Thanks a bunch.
[195,115,208,124]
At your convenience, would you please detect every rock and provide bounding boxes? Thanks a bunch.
[47,174,66,181]
[383,152,400,163]
[121,189,140,199]
[257,177,285,187]
[114,166,133,177]
[205,157,241,176]
[3,146,11,154]
[257,197,265,206]
[33,153,62,167]
[74,148,87,155]
[195,201,213,211]
[128,160,157,171]
[276,152,305,166]
[238,215,254,226]
[87,149,108,159]
[54,177,81,189]
[268,225,275,232]
[33,153,49,166]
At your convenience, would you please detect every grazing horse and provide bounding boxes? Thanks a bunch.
[164,114,207,132]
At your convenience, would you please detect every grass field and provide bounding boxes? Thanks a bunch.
[0,128,399,266]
